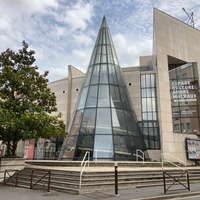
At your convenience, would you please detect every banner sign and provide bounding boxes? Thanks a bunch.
[171,81,198,102]
[186,138,200,160]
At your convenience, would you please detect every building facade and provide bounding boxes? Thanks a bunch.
[46,8,200,164]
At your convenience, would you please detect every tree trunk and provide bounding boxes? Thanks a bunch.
[6,141,11,157]
[12,141,18,156]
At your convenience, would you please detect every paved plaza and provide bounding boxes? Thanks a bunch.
[1,182,200,200]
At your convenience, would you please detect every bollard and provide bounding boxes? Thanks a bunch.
[115,162,118,196]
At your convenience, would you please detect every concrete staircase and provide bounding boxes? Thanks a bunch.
[2,161,200,194]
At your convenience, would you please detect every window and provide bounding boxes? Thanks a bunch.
[187,123,191,131]
[169,62,200,134]
[140,74,160,149]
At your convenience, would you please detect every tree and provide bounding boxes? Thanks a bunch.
[0,41,66,157]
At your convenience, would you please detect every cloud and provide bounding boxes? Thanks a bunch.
[113,34,152,67]
[1,0,200,82]
[3,0,58,14]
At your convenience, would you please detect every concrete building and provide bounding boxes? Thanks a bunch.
[47,8,200,164]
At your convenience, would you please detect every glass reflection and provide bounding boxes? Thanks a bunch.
[98,85,110,107]
[80,108,96,135]
[85,85,98,107]
[77,87,88,110]
[95,108,112,134]
[110,85,122,108]
[112,108,127,134]
[91,65,100,84]
[94,135,113,159]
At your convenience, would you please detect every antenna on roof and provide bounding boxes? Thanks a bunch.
[182,7,195,27]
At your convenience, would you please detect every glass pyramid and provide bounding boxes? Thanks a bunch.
[59,16,147,161]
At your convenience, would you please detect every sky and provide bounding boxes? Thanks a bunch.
[1,0,200,82]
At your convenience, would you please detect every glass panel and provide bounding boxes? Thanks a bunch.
[95,45,101,64]
[76,135,94,157]
[120,87,131,110]
[69,110,83,136]
[146,88,151,97]
[107,45,113,63]
[91,65,100,84]
[146,75,151,87]
[100,64,108,83]
[142,98,147,112]
[112,108,127,134]
[141,89,146,97]
[150,74,155,87]
[77,135,94,149]
[80,108,96,135]
[124,110,139,136]
[141,75,146,88]
[111,46,118,65]
[94,135,113,159]
[148,112,152,120]
[151,88,155,97]
[110,85,122,108]
[101,45,107,63]
[84,66,92,86]
[95,31,102,45]
[142,113,148,120]
[109,64,118,84]
[115,66,124,86]
[89,47,96,65]
[152,112,157,120]
[95,53,101,64]
[101,54,107,63]
[147,98,152,112]
[102,45,106,54]
[114,135,131,155]
[98,85,110,107]
[152,98,156,111]
[105,30,110,45]
[85,85,98,107]
[102,30,106,44]
[179,106,198,118]
[61,135,77,159]
[95,108,112,134]
[77,87,88,109]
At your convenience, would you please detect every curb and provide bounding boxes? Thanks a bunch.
[133,191,200,200]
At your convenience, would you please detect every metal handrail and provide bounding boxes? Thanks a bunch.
[136,149,144,164]
[79,151,90,189]
[161,153,187,171]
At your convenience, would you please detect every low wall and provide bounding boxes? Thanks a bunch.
[0,158,25,182]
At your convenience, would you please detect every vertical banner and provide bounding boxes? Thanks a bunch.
[28,139,35,160]
[36,138,45,159]
[24,140,29,159]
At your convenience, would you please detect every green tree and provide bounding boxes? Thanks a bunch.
[0,41,66,157]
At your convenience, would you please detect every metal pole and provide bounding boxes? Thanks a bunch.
[163,171,166,194]
[48,171,51,192]
[115,162,118,196]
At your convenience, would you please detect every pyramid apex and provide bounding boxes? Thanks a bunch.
[100,16,108,28]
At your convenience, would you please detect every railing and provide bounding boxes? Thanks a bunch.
[161,153,189,194]
[79,151,90,189]
[163,170,190,194]
[3,170,19,186]
[161,153,187,171]
[30,170,51,192]
[136,149,144,164]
